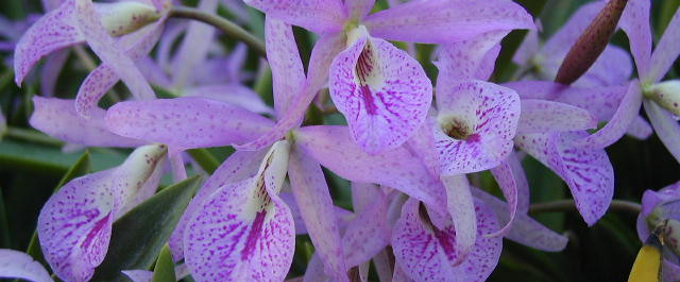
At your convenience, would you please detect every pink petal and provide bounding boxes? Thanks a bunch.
[517,99,597,134]
[541,2,603,63]
[626,116,653,140]
[279,192,308,235]
[663,260,680,282]
[289,147,348,282]
[513,29,539,66]
[30,97,144,147]
[104,97,275,150]
[620,0,652,78]
[515,132,614,225]
[488,161,519,237]
[350,182,382,213]
[243,0,346,33]
[472,188,568,252]
[345,0,375,20]
[14,0,83,84]
[40,49,70,97]
[648,7,680,83]
[436,31,508,81]
[342,189,391,267]
[373,249,393,282]
[329,35,432,154]
[235,33,346,151]
[567,81,642,150]
[185,84,274,115]
[435,81,520,175]
[405,118,442,177]
[38,144,167,282]
[294,125,446,215]
[363,0,534,44]
[265,17,305,118]
[644,99,680,163]
[506,151,531,213]
[0,249,53,282]
[441,175,477,264]
[391,199,502,282]
[184,143,294,282]
[122,270,153,282]
[170,0,217,88]
[502,80,564,100]
[554,84,629,122]
[74,0,155,101]
[574,45,633,88]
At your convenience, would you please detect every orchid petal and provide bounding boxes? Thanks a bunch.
[38,144,167,282]
[392,265,415,282]
[488,161,519,237]
[235,33,346,151]
[265,17,305,118]
[289,147,348,282]
[502,80,564,100]
[541,2,603,63]
[574,45,633,88]
[243,0,346,33]
[329,35,431,154]
[568,81,642,150]
[30,97,144,147]
[517,99,597,134]
[74,0,156,102]
[185,84,274,115]
[0,249,53,282]
[279,192,308,235]
[302,254,327,282]
[515,132,614,225]
[294,125,446,215]
[40,49,70,97]
[472,188,568,252]
[663,260,680,282]
[184,142,294,282]
[171,0,217,88]
[648,7,680,83]
[350,182,382,213]
[372,249,393,282]
[169,150,268,261]
[392,199,502,282]
[342,190,391,267]
[626,115,653,140]
[644,99,680,163]
[105,97,274,150]
[345,0,375,20]
[435,81,520,175]
[363,0,534,44]
[441,175,477,264]
[14,0,82,84]
[122,270,153,282]
[620,0,652,78]
[513,29,539,66]
[506,151,530,213]
[436,31,508,81]
[405,118,441,177]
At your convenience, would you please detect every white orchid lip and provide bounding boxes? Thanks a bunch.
[644,80,680,116]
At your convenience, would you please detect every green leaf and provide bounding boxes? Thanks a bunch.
[92,176,202,282]
[151,245,176,282]
[186,149,220,174]
[0,191,10,248]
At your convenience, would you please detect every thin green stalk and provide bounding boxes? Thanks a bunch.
[169,7,266,57]
[529,199,641,214]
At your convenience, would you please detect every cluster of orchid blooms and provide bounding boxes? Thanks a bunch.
[0,0,680,281]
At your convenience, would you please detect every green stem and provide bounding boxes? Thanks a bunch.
[529,199,641,214]
[169,7,266,58]
[5,126,64,147]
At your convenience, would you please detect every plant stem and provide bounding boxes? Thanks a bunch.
[529,199,641,214]
[169,7,266,58]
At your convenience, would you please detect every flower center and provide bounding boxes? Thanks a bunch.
[440,116,474,140]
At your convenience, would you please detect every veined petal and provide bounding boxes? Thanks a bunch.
[441,175,477,264]
[265,17,305,117]
[363,0,534,44]
[620,0,652,78]
[345,0,375,20]
[30,97,144,147]
[14,0,83,84]
[436,31,508,81]
[0,249,53,282]
[38,144,167,282]
[435,81,520,175]
[294,125,447,215]
[392,199,502,282]
[644,99,680,163]
[329,35,432,154]
[648,7,680,83]
[472,188,568,252]
[515,132,614,225]
[243,0,346,33]
[105,97,275,150]
[567,81,642,150]
[289,147,348,282]
[517,99,597,134]
[185,84,274,115]
[235,33,346,151]
[184,142,294,282]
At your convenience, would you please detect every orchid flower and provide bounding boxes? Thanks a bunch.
[0,249,53,282]
[37,144,167,282]
[636,180,680,282]
[238,0,535,154]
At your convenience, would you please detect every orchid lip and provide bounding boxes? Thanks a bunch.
[438,114,475,141]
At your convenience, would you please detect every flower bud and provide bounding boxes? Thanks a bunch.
[645,80,680,116]
[95,1,161,37]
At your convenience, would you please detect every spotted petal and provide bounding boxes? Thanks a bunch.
[392,199,502,282]
[515,132,614,225]
[184,142,294,282]
[265,17,305,118]
[620,0,652,78]
[30,97,144,147]
[329,35,432,154]
[243,0,346,33]
[441,175,477,264]
[435,80,520,175]
[436,31,508,81]
[517,99,598,134]
[185,84,274,115]
[0,249,53,282]
[105,97,275,150]
[648,7,680,83]
[38,144,167,282]
[342,188,391,267]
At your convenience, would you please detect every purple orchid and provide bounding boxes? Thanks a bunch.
[0,249,53,282]
[236,0,535,154]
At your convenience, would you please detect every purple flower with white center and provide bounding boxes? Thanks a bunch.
[237,0,535,154]
[37,144,167,282]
